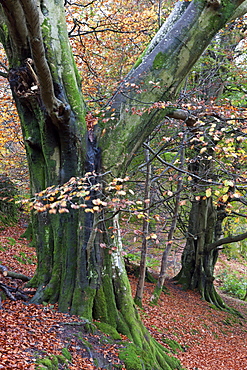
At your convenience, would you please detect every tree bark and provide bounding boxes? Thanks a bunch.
[150,136,185,304]
[134,142,151,307]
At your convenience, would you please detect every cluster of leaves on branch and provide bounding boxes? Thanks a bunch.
[22,173,143,216]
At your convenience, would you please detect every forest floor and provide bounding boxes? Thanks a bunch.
[0,221,247,370]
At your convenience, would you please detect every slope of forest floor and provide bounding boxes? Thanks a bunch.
[0,222,246,370]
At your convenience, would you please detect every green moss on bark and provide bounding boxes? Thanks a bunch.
[93,285,109,323]
[94,322,122,340]
[119,343,143,370]
[119,341,183,370]
[162,338,184,354]
[152,52,169,70]
[71,284,96,319]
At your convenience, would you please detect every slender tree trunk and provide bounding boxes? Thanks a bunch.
[151,139,185,304]
[134,142,151,307]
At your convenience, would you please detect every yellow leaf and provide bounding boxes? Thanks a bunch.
[92,199,101,205]
[223,180,234,187]
[49,209,57,214]
[117,190,126,196]
[222,194,229,202]
[58,208,69,213]
[200,147,207,154]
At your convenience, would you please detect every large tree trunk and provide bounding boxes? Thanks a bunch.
[174,197,227,308]
[172,118,226,308]
[1,0,89,314]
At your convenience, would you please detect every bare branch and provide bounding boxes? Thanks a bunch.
[19,0,59,114]
[143,142,221,185]
[64,0,97,7]
[166,109,197,127]
[229,196,247,206]
[207,231,247,252]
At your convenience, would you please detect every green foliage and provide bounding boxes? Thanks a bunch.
[0,175,19,226]
[61,348,72,361]
[217,269,247,300]
[126,252,160,270]
[222,218,247,260]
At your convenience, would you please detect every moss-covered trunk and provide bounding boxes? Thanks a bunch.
[174,197,227,309]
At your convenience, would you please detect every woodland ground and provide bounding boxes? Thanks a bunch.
[0,220,246,370]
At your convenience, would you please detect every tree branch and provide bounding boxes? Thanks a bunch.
[141,1,190,61]
[230,0,247,20]
[0,264,31,281]
[229,196,247,206]
[143,142,221,185]
[166,108,197,127]
[207,231,247,252]
[18,0,59,114]
[0,0,29,59]
[100,0,247,174]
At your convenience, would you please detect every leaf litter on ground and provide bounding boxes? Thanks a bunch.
[0,222,246,369]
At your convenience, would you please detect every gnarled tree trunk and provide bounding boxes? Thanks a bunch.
[174,197,227,309]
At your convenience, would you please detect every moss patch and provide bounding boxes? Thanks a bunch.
[35,351,70,369]
[162,338,185,354]
[152,52,169,70]
[94,321,122,340]
[119,343,144,370]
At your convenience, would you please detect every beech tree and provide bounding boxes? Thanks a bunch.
[0,0,247,368]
